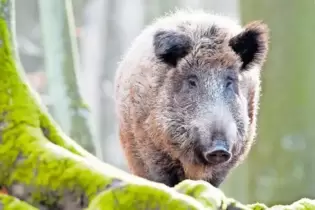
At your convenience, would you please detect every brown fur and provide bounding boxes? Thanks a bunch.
[114,9,269,187]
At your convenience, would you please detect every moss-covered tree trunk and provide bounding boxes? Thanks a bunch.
[0,0,314,209]
[239,0,315,206]
[38,0,96,154]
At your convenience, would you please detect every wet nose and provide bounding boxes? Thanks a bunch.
[203,140,231,165]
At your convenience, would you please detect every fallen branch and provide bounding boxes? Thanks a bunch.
[0,0,314,209]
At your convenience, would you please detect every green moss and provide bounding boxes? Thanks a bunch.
[39,113,92,157]
[87,181,204,210]
[267,199,315,210]
[0,194,38,210]
[175,180,250,209]
[2,127,110,205]
[175,180,225,208]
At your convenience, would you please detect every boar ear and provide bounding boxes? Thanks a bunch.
[229,21,269,71]
[153,30,192,67]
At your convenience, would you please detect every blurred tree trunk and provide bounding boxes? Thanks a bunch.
[78,0,108,160]
[99,0,119,166]
[38,0,95,154]
[98,0,145,169]
[15,0,43,75]
[240,0,315,205]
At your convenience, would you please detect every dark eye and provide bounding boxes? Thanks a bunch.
[225,76,239,94]
[226,76,234,88]
[187,75,198,88]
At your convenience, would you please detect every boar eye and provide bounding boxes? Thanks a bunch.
[225,76,239,94]
[187,75,198,88]
[226,76,234,88]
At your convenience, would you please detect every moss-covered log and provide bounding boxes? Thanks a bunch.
[0,0,314,209]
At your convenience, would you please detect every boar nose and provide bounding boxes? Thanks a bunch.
[203,140,231,165]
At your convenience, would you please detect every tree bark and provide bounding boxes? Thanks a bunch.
[0,0,315,209]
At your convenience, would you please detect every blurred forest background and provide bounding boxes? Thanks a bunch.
[16,0,315,207]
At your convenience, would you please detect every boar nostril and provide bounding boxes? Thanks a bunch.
[203,144,231,165]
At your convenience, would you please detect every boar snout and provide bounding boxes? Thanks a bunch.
[203,139,231,165]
